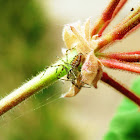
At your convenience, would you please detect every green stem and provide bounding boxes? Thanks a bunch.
[0,49,78,116]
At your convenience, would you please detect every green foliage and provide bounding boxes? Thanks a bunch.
[0,0,47,45]
[104,77,140,140]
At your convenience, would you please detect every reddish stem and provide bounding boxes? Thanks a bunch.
[97,51,140,62]
[116,6,140,27]
[119,51,140,55]
[111,14,140,40]
[91,0,123,36]
[101,72,140,106]
[97,0,127,36]
[100,58,140,73]
[95,12,140,52]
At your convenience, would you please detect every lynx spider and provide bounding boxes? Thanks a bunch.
[63,19,103,97]
[61,50,92,97]
[43,48,87,94]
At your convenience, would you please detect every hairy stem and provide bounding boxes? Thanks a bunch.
[91,0,127,36]
[97,51,140,62]
[95,7,140,52]
[97,0,128,36]
[0,50,77,116]
[100,58,140,73]
[117,6,140,27]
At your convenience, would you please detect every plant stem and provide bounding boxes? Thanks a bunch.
[0,50,78,116]
[95,8,140,52]
[101,72,140,106]
[100,58,140,73]
[97,51,140,62]
[91,0,127,36]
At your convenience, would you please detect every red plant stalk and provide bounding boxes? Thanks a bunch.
[90,0,140,106]
[116,6,140,27]
[94,11,140,52]
[91,0,127,36]
[100,58,140,74]
[101,72,140,106]
[96,51,140,62]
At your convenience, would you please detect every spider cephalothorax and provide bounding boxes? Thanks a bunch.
[60,52,85,97]
[67,52,85,81]
[63,19,103,97]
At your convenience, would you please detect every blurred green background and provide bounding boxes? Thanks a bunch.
[0,0,78,139]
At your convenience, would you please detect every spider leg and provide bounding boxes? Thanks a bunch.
[68,69,77,80]
[58,78,72,85]
[63,74,83,97]
[60,79,72,82]
[56,64,69,79]
[41,66,51,78]
[73,79,91,88]
[65,47,76,63]
[81,82,91,88]
[41,64,69,80]
[71,74,91,89]
[71,79,81,89]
